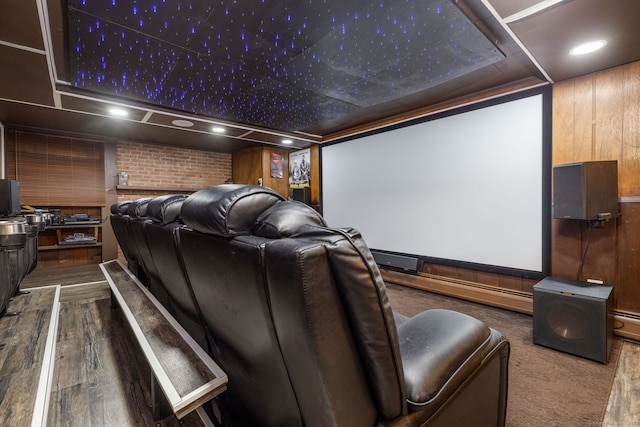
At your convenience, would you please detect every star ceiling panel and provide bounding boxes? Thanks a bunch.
[67,0,504,133]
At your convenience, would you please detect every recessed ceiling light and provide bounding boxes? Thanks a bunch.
[108,107,129,117]
[212,126,226,133]
[172,119,194,127]
[282,139,293,145]
[569,40,607,56]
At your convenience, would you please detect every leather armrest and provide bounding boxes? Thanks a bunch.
[396,309,492,408]
[393,311,409,328]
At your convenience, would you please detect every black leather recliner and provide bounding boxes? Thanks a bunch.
[109,200,139,272]
[144,194,206,347]
[176,184,510,427]
[126,197,173,305]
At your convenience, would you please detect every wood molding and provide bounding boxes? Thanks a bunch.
[116,185,200,192]
[381,269,533,314]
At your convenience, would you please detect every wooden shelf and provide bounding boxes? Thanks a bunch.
[38,215,103,259]
[116,185,201,192]
[39,243,103,251]
[46,223,103,229]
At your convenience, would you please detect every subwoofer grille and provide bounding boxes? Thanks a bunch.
[533,277,613,364]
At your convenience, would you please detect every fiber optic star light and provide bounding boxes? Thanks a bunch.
[67,0,504,133]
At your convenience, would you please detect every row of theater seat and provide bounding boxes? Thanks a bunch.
[0,216,42,316]
[110,184,510,427]
[110,192,206,345]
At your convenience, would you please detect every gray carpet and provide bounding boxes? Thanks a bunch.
[385,283,622,427]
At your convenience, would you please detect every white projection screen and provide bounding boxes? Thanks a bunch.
[321,88,551,276]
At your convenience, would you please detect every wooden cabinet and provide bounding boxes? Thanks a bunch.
[35,206,105,269]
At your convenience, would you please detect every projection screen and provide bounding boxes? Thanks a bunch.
[321,88,551,275]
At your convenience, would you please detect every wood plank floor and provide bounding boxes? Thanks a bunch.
[0,287,58,427]
[20,264,107,289]
[603,339,640,424]
[48,292,207,426]
[2,264,211,426]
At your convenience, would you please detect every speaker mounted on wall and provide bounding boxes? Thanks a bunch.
[533,277,613,364]
[553,160,618,220]
[0,179,21,217]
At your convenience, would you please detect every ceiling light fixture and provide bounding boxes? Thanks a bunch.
[108,107,128,117]
[172,119,194,127]
[212,126,226,133]
[569,40,607,56]
[282,139,293,145]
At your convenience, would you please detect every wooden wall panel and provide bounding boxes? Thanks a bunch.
[551,78,576,165]
[310,145,320,210]
[232,147,262,187]
[261,148,289,197]
[572,74,595,161]
[617,203,640,311]
[38,250,58,269]
[232,146,290,199]
[550,219,581,280]
[595,68,625,161]
[621,62,640,197]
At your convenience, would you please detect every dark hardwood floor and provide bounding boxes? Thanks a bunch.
[603,339,640,424]
[20,264,107,289]
[1,264,211,426]
[0,287,58,426]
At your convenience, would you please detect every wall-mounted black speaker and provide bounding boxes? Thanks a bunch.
[553,160,618,220]
[0,179,21,216]
[371,250,421,273]
[533,277,613,363]
[291,187,311,206]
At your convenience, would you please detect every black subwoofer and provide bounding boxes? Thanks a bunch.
[533,277,613,364]
[291,187,311,206]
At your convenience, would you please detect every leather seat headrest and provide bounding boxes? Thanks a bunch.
[126,198,153,219]
[111,200,132,216]
[147,194,188,224]
[181,184,284,237]
[255,200,327,238]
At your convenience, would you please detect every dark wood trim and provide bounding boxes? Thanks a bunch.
[116,185,201,192]
[100,259,227,420]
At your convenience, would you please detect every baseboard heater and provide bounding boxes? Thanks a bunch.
[371,251,421,274]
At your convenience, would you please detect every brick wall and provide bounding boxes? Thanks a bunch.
[116,141,232,192]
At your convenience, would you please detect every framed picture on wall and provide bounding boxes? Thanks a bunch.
[289,148,310,188]
[270,153,284,178]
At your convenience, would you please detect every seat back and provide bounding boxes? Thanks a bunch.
[179,185,300,425]
[126,197,162,298]
[256,210,406,424]
[144,194,206,346]
[178,184,406,426]
[109,201,139,269]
